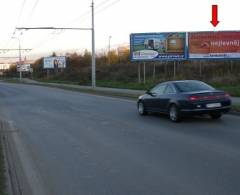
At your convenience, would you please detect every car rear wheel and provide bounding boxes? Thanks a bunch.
[210,113,222,119]
[138,101,147,115]
[169,104,181,122]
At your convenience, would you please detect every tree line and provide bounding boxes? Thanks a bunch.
[3,49,240,88]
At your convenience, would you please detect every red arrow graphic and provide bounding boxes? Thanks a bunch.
[211,5,220,27]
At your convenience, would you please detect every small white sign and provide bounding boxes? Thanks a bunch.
[17,64,31,72]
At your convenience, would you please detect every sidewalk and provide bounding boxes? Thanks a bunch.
[18,78,240,104]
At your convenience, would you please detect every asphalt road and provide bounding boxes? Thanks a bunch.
[0,82,240,195]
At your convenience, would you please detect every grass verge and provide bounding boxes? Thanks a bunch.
[4,78,240,97]
[38,84,139,99]
[232,104,240,112]
[96,80,154,90]
[211,84,240,97]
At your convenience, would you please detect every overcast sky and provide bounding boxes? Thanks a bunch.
[0,0,239,62]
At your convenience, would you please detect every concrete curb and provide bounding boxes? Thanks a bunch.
[229,111,240,116]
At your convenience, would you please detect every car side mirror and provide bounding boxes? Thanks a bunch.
[146,90,155,96]
[146,90,151,95]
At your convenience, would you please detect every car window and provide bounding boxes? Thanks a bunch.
[174,81,214,92]
[150,84,166,95]
[164,84,175,94]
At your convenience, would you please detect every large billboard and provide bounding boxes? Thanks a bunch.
[43,56,66,69]
[188,31,240,59]
[130,32,187,61]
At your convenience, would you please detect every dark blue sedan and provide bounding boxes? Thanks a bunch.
[137,80,232,122]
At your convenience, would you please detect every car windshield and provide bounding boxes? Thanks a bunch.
[174,81,214,92]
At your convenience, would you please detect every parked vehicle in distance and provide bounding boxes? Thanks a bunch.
[137,80,232,122]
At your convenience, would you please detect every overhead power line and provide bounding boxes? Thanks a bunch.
[66,0,111,25]
[25,0,40,25]
[2,0,27,49]
[16,27,92,30]
[15,0,121,58]
[0,49,32,51]
[38,0,121,52]
[0,57,20,59]
[67,9,91,25]
[66,0,120,25]
[16,0,27,27]
[95,0,120,15]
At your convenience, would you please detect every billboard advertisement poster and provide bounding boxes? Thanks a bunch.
[188,31,240,59]
[130,32,186,61]
[43,56,66,69]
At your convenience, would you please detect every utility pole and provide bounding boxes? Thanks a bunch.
[18,37,22,81]
[108,35,111,65]
[91,0,96,88]
[5,35,32,80]
[16,1,96,88]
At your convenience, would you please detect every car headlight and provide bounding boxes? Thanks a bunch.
[138,95,143,100]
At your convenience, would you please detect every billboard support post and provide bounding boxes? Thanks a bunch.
[138,63,141,83]
[47,69,50,79]
[173,61,176,78]
[153,63,156,80]
[199,61,202,77]
[143,62,146,84]
[165,61,168,77]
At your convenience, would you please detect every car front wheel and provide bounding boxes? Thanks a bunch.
[138,101,147,115]
[169,104,181,122]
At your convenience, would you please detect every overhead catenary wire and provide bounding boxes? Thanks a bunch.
[66,0,120,25]
[66,0,111,25]
[95,0,120,15]
[16,0,27,27]
[16,0,122,56]
[2,0,27,52]
[12,0,27,37]
[25,0,40,25]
